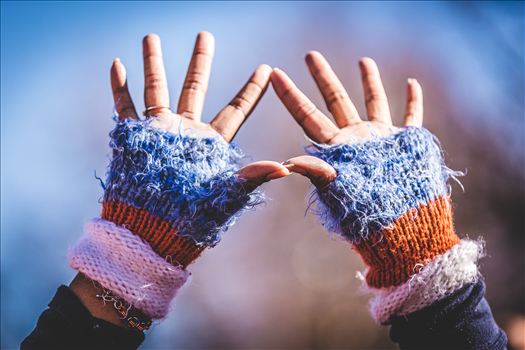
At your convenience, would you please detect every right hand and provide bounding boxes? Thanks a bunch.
[272,52,424,186]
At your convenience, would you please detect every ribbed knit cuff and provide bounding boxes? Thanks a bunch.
[367,239,482,324]
[69,219,190,320]
[101,201,205,267]
[307,127,463,288]
[353,196,460,288]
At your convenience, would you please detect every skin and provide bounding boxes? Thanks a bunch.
[272,52,424,187]
[70,32,291,328]
[69,39,424,331]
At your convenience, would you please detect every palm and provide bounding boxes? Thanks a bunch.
[147,111,218,138]
[110,33,289,185]
[329,121,399,144]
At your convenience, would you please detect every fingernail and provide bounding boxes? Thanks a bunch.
[306,50,320,57]
[266,169,291,181]
[280,159,295,170]
[258,64,272,71]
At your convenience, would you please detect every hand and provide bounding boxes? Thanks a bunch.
[70,32,293,327]
[110,32,290,186]
[272,52,423,186]
[272,53,468,297]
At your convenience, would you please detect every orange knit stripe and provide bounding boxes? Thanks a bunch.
[354,196,460,288]
[101,201,205,267]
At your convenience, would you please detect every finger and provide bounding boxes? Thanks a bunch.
[143,34,170,113]
[283,155,337,188]
[110,58,138,120]
[211,64,272,142]
[359,57,392,124]
[177,31,215,120]
[271,68,339,144]
[403,78,424,127]
[237,161,291,189]
[305,51,360,127]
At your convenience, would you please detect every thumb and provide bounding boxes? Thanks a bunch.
[237,161,291,189]
[282,155,337,188]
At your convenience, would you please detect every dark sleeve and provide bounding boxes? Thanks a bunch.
[389,280,507,350]
[21,286,145,350]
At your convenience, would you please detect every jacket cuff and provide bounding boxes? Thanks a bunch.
[366,239,482,324]
[69,218,189,320]
[21,286,144,349]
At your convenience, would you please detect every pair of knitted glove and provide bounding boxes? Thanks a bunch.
[69,118,481,324]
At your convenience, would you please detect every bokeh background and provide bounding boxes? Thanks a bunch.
[1,1,524,349]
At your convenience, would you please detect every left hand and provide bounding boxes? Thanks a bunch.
[111,32,290,186]
[271,52,423,186]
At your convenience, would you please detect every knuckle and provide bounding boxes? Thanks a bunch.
[326,90,349,106]
[120,106,136,116]
[145,71,164,79]
[280,86,295,101]
[230,94,251,113]
[145,78,166,91]
[193,50,213,59]
[113,85,130,96]
[365,90,386,104]
[143,53,162,61]
[144,71,167,87]
[247,80,264,93]
[183,79,205,92]
[179,109,196,118]
[294,102,318,122]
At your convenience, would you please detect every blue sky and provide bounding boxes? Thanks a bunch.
[2,2,523,348]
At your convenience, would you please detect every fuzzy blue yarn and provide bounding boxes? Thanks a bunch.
[103,119,263,247]
[306,127,462,243]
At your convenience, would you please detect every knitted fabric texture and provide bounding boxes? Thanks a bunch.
[101,118,263,266]
[367,239,482,324]
[307,127,462,288]
[69,219,189,319]
[307,127,460,241]
[354,196,460,288]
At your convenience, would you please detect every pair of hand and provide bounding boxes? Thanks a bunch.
[110,32,424,190]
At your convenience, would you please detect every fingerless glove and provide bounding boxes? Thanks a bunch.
[69,119,262,319]
[307,127,482,324]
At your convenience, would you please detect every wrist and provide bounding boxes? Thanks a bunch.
[69,273,127,329]
[70,273,152,332]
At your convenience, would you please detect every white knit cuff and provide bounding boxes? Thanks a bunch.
[68,218,190,319]
[366,239,483,325]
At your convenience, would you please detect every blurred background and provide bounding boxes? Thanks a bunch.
[1,1,524,349]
